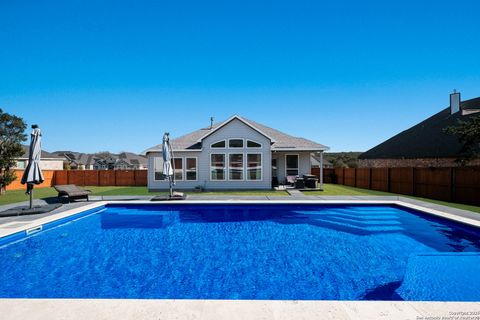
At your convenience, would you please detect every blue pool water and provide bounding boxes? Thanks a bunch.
[0,204,479,301]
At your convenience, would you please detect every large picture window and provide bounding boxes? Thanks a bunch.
[154,157,165,180]
[229,153,244,180]
[247,153,262,180]
[286,154,299,176]
[186,157,197,181]
[174,158,183,181]
[211,154,226,180]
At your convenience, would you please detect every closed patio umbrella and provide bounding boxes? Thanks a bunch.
[21,125,44,209]
[162,132,175,197]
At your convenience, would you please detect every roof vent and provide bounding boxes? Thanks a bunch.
[210,117,214,129]
[450,90,461,114]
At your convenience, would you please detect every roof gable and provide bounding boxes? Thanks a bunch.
[196,115,275,143]
[144,115,328,154]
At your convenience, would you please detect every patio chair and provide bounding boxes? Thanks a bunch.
[54,184,91,202]
[286,175,297,186]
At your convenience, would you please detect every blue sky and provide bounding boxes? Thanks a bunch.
[1,0,479,153]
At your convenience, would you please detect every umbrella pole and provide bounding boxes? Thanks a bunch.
[29,188,33,209]
[169,178,173,198]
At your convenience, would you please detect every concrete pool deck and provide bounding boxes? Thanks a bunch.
[1,299,479,320]
[1,196,479,319]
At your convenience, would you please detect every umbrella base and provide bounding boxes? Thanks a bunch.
[0,203,62,217]
[151,192,187,201]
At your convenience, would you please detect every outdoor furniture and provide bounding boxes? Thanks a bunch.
[272,177,279,188]
[294,177,305,189]
[303,174,318,188]
[305,178,318,189]
[54,185,91,202]
[286,175,297,186]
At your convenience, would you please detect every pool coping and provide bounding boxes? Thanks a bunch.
[1,198,479,319]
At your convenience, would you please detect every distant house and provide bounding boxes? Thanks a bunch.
[55,151,148,170]
[311,155,333,168]
[16,145,64,170]
[359,93,480,168]
[144,115,329,190]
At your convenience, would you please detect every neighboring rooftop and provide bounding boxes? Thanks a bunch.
[54,151,147,168]
[19,145,63,160]
[144,115,328,153]
[359,95,480,160]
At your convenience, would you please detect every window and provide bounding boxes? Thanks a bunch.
[229,139,244,148]
[154,157,165,180]
[286,154,299,176]
[211,140,226,148]
[16,160,26,169]
[174,158,183,180]
[186,157,197,181]
[229,153,244,180]
[271,158,277,178]
[246,140,262,148]
[211,154,226,180]
[247,153,262,180]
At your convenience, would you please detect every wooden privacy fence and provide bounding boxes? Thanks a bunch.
[7,170,148,191]
[312,167,480,206]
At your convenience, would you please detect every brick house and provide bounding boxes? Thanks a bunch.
[359,92,480,168]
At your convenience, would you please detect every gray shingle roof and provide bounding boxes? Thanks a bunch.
[54,151,147,167]
[359,97,480,159]
[20,145,64,159]
[144,115,328,153]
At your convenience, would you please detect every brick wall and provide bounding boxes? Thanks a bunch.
[358,158,480,168]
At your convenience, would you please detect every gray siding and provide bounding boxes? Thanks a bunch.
[148,118,272,190]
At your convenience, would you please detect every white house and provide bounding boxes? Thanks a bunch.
[16,146,64,170]
[144,115,329,190]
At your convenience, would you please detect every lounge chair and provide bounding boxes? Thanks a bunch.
[54,184,91,202]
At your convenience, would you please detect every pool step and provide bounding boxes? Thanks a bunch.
[396,253,480,301]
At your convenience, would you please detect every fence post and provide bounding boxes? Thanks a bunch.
[412,167,416,196]
[387,168,391,193]
[450,167,455,202]
[354,168,357,188]
[368,168,372,190]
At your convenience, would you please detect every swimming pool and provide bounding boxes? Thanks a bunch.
[0,203,479,301]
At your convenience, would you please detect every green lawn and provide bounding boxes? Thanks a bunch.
[1,184,479,214]
[0,186,288,206]
[304,184,480,213]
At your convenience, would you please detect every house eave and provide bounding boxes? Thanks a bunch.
[272,146,329,152]
[145,149,203,155]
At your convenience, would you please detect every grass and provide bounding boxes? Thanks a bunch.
[1,184,478,213]
[305,184,480,213]
[0,186,288,206]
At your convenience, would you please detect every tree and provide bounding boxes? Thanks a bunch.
[445,114,480,165]
[0,109,27,192]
